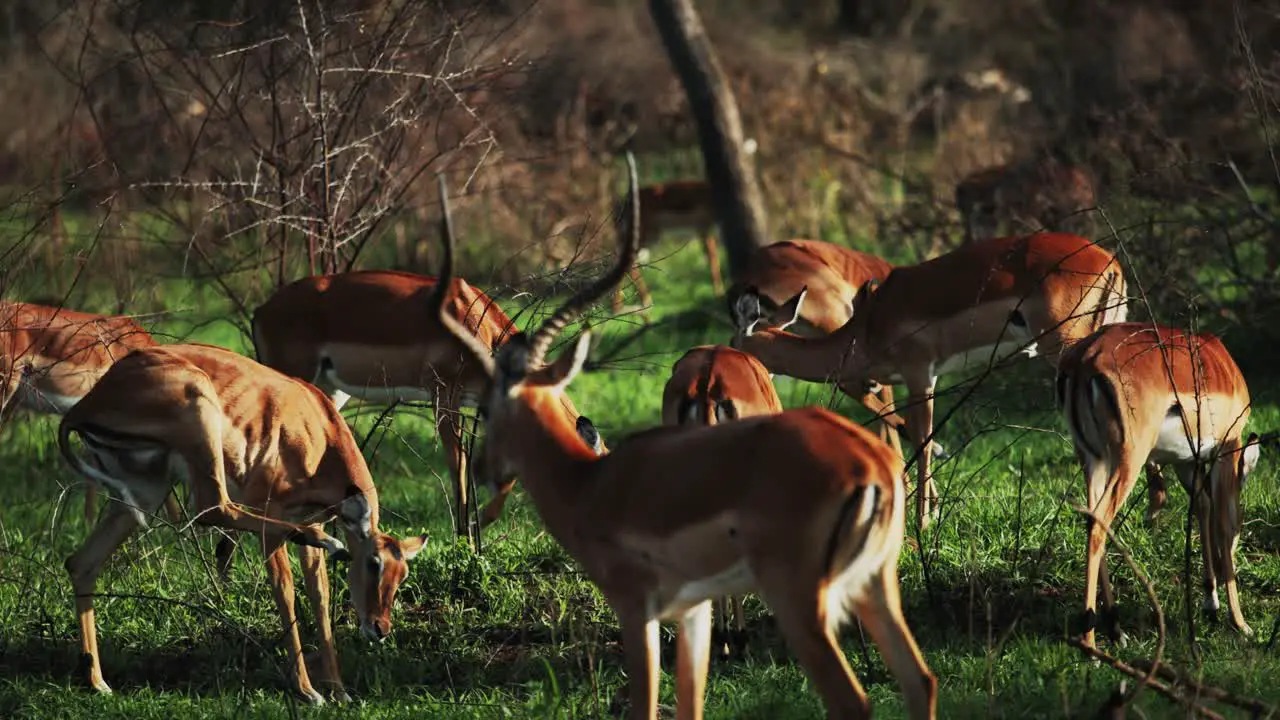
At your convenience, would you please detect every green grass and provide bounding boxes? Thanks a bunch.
[3,234,1280,719]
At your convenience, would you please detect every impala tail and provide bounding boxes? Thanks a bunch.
[1057,364,1124,474]
[1096,264,1128,331]
[58,419,160,526]
[821,461,901,633]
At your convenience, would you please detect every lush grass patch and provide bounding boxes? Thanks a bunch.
[2,236,1279,719]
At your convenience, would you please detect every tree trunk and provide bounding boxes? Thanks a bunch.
[649,0,767,276]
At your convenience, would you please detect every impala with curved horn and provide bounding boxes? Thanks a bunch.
[732,232,1128,532]
[249,183,604,552]
[1056,322,1264,650]
[57,341,426,703]
[432,153,936,720]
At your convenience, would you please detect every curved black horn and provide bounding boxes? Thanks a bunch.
[433,173,496,377]
[525,151,641,369]
[426,173,454,318]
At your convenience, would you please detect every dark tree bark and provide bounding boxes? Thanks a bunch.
[649,0,767,276]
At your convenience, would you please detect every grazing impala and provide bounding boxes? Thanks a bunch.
[58,342,427,703]
[435,155,936,720]
[1056,323,1263,650]
[732,232,1128,531]
[251,206,604,546]
[612,179,722,312]
[1,300,160,523]
[661,344,783,657]
[955,156,1097,244]
[726,239,905,457]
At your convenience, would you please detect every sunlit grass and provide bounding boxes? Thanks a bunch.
[1,235,1279,718]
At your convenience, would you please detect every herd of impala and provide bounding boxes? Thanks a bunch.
[0,149,1271,719]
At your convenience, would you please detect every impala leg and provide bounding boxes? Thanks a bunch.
[83,483,99,527]
[265,539,325,705]
[1082,454,1138,649]
[1209,456,1251,636]
[713,596,730,659]
[1178,462,1240,629]
[65,498,152,694]
[631,267,652,309]
[299,543,349,701]
[675,600,713,720]
[1188,464,1222,624]
[162,488,182,523]
[433,392,473,545]
[857,563,938,720]
[731,594,747,653]
[615,605,660,720]
[0,364,20,427]
[702,230,724,297]
[1144,462,1168,526]
[765,584,870,719]
[479,476,516,528]
[216,533,239,582]
[856,383,905,461]
[903,379,939,531]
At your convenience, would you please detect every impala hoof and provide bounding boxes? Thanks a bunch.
[1238,621,1255,638]
[331,689,352,704]
[90,679,113,695]
[297,687,326,706]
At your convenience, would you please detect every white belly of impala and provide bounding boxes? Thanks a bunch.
[319,362,444,406]
[1152,413,1217,463]
[659,560,756,620]
[932,338,1038,378]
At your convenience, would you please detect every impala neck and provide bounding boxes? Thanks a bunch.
[739,326,864,385]
[499,389,599,545]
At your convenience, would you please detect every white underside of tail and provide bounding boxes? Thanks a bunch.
[72,431,178,527]
[824,484,898,635]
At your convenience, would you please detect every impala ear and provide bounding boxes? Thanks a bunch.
[1241,432,1262,477]
[543,331,591,391]
[399,533,428,561]
[775,286,808,331]
[339,489,373,540]
[732,287,763,335]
